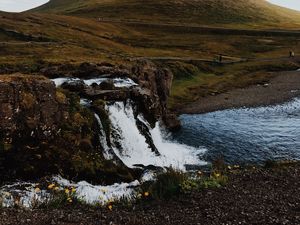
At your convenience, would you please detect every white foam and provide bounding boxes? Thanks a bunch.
[107,102,206,169]
[0,177,140,208]
[54,176,140,205]
[0,182,49,208]
[51,77,80,87]
[52,77,137,88]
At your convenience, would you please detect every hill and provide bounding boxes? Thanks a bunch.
[33,0,300,27]
[1,1,300,110]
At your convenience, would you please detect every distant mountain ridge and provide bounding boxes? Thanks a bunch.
[32,0,300,27]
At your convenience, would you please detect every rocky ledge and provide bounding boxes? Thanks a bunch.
[0,60,180,185]
[0,74,136,185]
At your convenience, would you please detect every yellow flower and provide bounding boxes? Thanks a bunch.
[54,187,59,191]
[35,187,41,193]
[144,192,150,197]
[48,184,55,189]
[67,197,72,203]
[214,172,221,178]
[71,187,76,193]
[65,189,70,194]
[108,205,113,211]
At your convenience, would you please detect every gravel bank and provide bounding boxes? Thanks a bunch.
[180,70,300,114]
[1,163,299,225]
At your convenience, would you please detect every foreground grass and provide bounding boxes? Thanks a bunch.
[16,160,299,211]
[1,161,299,225]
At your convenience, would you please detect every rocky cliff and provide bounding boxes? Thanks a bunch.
[0,74,135,184]
[0,60,179,184]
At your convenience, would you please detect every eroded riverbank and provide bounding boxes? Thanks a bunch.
[179,70,300,114]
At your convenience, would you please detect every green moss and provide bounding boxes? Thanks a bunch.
[20,92,36,109]
[165,61,199,80]
[142,167,228,200]
[142,168,187,200]
[56,91,67,104]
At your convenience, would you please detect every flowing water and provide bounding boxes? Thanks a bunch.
[3,77,298,208]
[105,101,207,169]
[173,98,300,164]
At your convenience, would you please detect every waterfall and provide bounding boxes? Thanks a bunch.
[52,76,206,169]
[94,113,114,160]
[106,101,206,170]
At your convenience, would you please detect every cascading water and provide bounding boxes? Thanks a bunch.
[52,76,206,169]
[52,77,137,88]
[94,113,113,160]
[105,101,207,170]
[0,76,208,208]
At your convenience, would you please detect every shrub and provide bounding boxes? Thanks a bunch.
[143,167,228,200]
[143,168,187,200]
[55,91,67,104]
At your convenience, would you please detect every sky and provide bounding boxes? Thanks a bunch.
[0,0,49,12]
[0,0,299,13]
[268,0,300,11]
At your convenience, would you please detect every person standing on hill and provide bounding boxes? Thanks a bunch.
[219,54,223,63]
[289,51,295,57]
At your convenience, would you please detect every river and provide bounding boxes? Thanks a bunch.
[173,98,300,164]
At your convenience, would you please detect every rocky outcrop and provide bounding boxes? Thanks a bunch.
[0,74,68,143]
[129,60,179,129]
[81,88,129,101]
[0,74,136,184]
[44,60,179,129]
[0,60,180,184]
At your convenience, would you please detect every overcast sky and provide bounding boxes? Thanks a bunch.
[0,0,49,12]
[0,0,300,13]
[268,0,300,11]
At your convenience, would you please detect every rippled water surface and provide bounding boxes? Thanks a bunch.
[173,99,300,164]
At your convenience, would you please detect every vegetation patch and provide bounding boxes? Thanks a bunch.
[168,60,300,110]
[141,168,228,200]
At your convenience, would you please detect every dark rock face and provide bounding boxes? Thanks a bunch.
[61,80,86,92]
[0,74,135,184]
[99,79,115,90]
[0,74,68,181]
[0,74,68,143]
[130,60,179,129]
[0,60,180,184]
[81,88,129,101]
[163,114,182,131]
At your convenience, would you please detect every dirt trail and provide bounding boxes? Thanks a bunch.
[99,19,300,37]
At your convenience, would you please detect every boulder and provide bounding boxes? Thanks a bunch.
[99,79,115,90]
[81,88,129,101]
[130,60,176,128]
[61,79,86,92]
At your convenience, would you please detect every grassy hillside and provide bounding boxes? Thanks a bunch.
[1,0,300,110]
[33,0,300,27]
